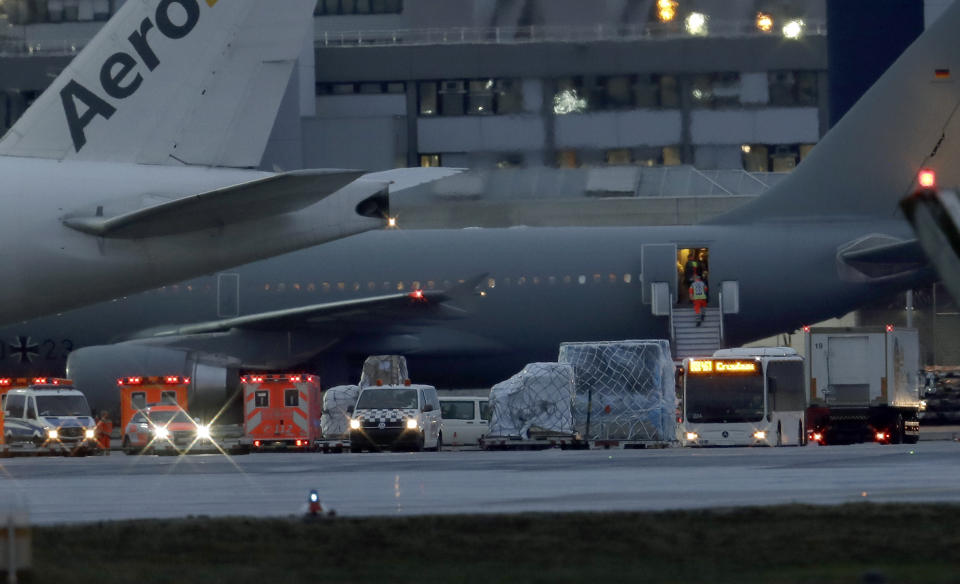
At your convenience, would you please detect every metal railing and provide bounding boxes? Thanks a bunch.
[718,290,725,346]
[317,20,827,48]
[668,293,676,347]
[0,38,84,56]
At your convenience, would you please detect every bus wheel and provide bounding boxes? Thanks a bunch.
[892,413,904,444]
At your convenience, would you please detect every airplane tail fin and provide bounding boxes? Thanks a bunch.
[715,2,960,223]
[0,0,316,168]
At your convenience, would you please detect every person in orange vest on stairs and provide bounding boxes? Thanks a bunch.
[689,272,708,326]
[96,411,113,455]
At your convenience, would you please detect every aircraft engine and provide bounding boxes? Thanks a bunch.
[65,344,239,418]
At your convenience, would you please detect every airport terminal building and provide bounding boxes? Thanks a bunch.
[1,0,830,173]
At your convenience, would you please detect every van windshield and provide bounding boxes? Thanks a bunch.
[147,410,192,424]
[356,389,418,410]
[36,395,91,417]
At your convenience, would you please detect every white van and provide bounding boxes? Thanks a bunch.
[439,396,490,447]
[3,385,98,452]
[348,384,442,452]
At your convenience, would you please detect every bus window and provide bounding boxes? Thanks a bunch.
[767,360,805,412]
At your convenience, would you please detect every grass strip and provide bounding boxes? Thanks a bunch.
[33,503,960,583]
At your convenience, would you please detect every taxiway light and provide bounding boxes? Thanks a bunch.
[350,419,361,430]
[918,168,936,189]
[685,432,698,441]
[406,418,418,430]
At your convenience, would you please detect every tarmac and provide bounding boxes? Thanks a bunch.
[0,435,958,525]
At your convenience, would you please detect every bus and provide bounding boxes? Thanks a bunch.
[679,347,806,447]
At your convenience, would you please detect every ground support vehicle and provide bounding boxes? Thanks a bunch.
[313,438,351,453]
[805,327,921,445]
[117,375,189,429]
[439,395,490,448]
[679,348,807,447]
[1,378,99,455]
[348,384,442,452]
[241,373,322,451]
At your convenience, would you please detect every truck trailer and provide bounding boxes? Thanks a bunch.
[805,327,921,444]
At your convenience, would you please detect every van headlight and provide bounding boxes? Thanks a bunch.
[196,425,211,440]
[47,429,59,440]
[153,426,170,439]
[84,428,96,440]
[406,418,418,430]
[350,419,361,430]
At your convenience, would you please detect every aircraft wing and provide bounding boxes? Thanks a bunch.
[62,169,369,238]
[149,276,487,337]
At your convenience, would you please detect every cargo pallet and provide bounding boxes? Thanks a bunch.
[589,439,672,450]
[481,434,588,451]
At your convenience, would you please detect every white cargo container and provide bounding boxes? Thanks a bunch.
[805,326,921,444]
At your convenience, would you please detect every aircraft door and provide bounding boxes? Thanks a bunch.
[218,273,239,318]
[641,244,677,308]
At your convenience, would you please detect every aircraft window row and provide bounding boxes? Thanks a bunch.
[419,79,524,117]
[314,0,402,16]
[259,274,641,294]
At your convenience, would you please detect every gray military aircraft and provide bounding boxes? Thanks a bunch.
[9,0,960,414]
[0,0,408,326]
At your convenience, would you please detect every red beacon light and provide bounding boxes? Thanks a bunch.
[918,168,936,189]
[886,324,894,332]
[409,289,425,301]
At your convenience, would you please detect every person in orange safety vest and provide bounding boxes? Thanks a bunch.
[95,411,113,455]
[689,272,708,326]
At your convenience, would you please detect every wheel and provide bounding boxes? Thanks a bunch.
[892,414,905,444]
[350,445,362,453]
[412,436,424,452]
[122,436,134,455]
[436,432,442,452]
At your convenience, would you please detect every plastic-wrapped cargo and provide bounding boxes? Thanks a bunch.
[558,340,676,441]
[320,385,361,438]
[487,362,576,438]
[359,355,409,388]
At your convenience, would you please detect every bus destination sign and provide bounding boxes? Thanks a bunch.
[687,359,759,374]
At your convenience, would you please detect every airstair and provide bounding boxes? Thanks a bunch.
[672,307,722,359]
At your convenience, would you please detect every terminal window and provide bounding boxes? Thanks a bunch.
[315,0,403,15]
